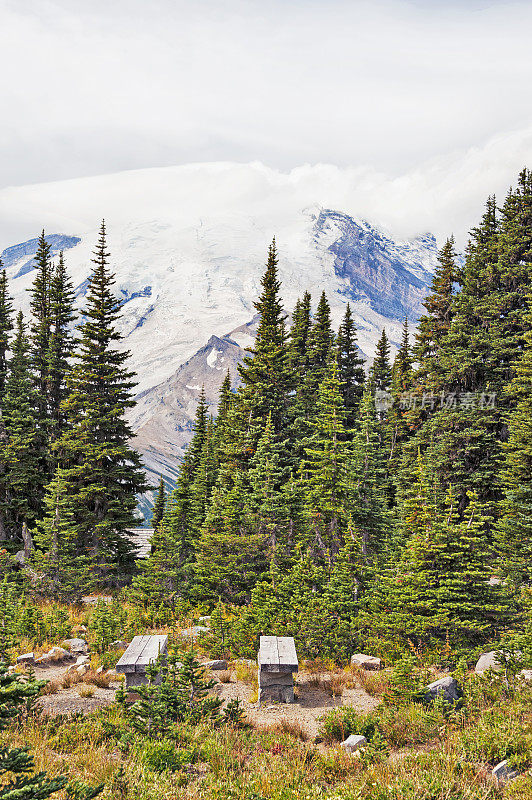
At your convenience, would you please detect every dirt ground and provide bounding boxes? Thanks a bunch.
[34,662,380,739]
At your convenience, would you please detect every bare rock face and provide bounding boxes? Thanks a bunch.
[350,653,382,671]
[424,676,460,705]
[341,734,367,754]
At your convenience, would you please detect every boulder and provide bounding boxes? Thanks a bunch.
[74,655,91,666]
[424,676,460,705]
[76,664,89,677]
[492,760,519,786]
[203,659,228,671]
[16,652,34,665]
[47,646,73,663]
[341,734,367,753]
[180,626,208,639]
[474,651,502,675]
[351,653,382,671]
[518,669,532,683]
[62,638,88,654]
[110,640,128,650]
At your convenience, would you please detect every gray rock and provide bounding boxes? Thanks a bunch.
[350,653,382,671]
[474,651,502,675]
[16,652,34,665]
[14,550,26,565]
[47,646,73,662]
[76,664,89,677]
[75,655,91,666]
[424,676,460,704]
[198,616,211,626]
[96,666,105,674]
[492,760,519,786]
[258,684,294,703]
[62,638,88,653]
[341,734,367,753]
[180,625,208,639]
[518,669,532,683]
[203,659,228,670]
[110,640,128,650]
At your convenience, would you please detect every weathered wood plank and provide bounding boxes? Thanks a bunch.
[116,635,151,674]
[259,635,298,673]
[135,635,168,672]
[276,636,298,672]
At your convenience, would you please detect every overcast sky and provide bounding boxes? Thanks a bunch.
[1,0,531,236]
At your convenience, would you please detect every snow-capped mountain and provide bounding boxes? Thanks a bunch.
[0,163,441,510]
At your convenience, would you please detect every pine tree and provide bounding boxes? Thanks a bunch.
[306,291,334,394]
[58,222,147,585]
[33,468,90,601]
[151,477,166,533]
[289,291,312,377]
[370,329,392,393]
[0,663,102,800]
[0,268,13,398]
[47,251,76,440]
[237,239,292,444]
[336,303,365,431]
[0,313,42,541]
[497,293,532,586]
[300,356,347,565]
[29,231,53,408]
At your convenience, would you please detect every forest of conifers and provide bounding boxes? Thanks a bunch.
[1,169,532,664]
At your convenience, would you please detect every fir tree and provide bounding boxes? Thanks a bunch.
[336,303,365,431]
[151,477,166,533]
[58,222,147,585]
[370,329,392,393]
[301,356,347,565]
[237,239,292,443]
[0,313,42,540]
[47,251,76,440]
[28,231,53,407]
[0,268,13,398]
[306,291,334,394]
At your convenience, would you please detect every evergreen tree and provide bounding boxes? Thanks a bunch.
[301,356,347,565]
[306,291,334,394]
[47,251,76,439]
[29,231,53,408]
[0,268,13,398]
[0,313,42,540]
[58,222,147,585]
[151,477,166,533]
[336,303,365,431]
[370,329,392,393]
[33,468,90,601]
[497,293,532,586]
[289,291,312,377]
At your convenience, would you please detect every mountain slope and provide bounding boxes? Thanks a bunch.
[0,164,442,512]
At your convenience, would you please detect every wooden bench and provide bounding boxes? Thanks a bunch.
[116,634,168,689]
[258,636,298,703]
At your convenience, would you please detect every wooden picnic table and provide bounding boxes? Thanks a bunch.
[116,634,168,688]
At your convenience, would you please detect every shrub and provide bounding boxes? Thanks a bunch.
[375,703,445,747]
[455,707,532,768]
[78,684,95,698]
[318,706,376,744]
[142,739,199,772]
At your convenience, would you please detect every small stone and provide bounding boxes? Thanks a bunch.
[424,676,460,705]
[96,666,105,674]
[203,659,228,670]
[77,625,88,634]
[518,669,532,683]
[76,664,89,677]
[74,655,91,666]
[341,734,367,753]
[198,616,211,625]
[350,653,382,671]
[492,760,519,786]
[34,655,50,667]
[16,652,34,665]
[110,640,128,650]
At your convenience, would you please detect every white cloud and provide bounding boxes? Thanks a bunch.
[1,0,532,190]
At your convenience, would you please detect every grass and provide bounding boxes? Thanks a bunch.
[77,683,95,698]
